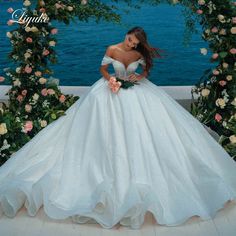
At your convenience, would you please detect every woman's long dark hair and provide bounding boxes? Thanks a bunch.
[127,26,165,76]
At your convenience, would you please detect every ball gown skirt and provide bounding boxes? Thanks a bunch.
[0,55,236,230]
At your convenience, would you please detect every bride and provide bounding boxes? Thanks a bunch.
[0,26,236,230]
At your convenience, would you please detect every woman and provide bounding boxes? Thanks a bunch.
[0,26,236,230]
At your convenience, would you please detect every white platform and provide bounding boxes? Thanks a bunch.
[0,85,195,100]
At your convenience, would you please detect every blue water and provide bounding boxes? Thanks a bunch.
[0,1,215,86]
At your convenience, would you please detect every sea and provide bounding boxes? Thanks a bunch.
[0,1,216,86]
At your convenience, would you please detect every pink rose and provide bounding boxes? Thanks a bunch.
[0,76,5,82]
[39,8,46,13]
[21,89,27,96]
[211,27,218,33]
[41,88,48,96]
[212,53,218,59]
[7,19,14,26]
[196,9,203,14]
[55,3,62,9]
[7,8,14,13]
[59,94,66,103]
[229,48,236,54]
[215,113,222,122]
[35,71,42,77]
[26,37,33,43]
[219,80,227,86]
[24,65,32,74]
[47,89,55,95]
[51,28,58,34]
[213,69,220,75]
[232,17,236,24]
[42,49,50,56]
[23,121,33,133]
[17,95,24,103]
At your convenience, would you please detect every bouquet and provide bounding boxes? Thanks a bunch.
[108,76,140,93]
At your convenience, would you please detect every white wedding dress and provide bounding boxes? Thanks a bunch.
[0,54,236,229]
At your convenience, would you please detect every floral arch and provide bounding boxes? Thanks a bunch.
[0,0,235,164]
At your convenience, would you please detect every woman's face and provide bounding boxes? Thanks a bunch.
[124,33,140,50]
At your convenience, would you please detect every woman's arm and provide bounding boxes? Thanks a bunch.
[100,46,113,81]
[138,65,148,80]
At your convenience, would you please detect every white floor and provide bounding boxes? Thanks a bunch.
[0,200,236,236]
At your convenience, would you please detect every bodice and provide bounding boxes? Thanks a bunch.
[101,55,146,80]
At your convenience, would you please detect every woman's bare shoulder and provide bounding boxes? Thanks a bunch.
[105,45,118,57]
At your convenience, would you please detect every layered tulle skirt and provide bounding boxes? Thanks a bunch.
[0,76,236,229]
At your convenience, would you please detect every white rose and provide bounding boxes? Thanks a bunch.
[198,0,205,5]
[229,135,236,144]
[49,41,56,46]
[81,0,87,5]
[25,104,32,112]
[23,0,31,7]
[231,98,236,106]
[31,26,39,32]
[24,52,31,59]
[226,75,232,81]
[222,62,229,69]
[0,123,8,135]
[201,88,210,97]
[40,120,47,127]
[25,27,31,32]
[16,67,21,73]
[39,77,47,84]
[218,15,226,23]
[33,93,39,101]
[6,32,12,38]
[200,48,208,55]
[215,98,226,108]
[67,6,73,11]
[13,79,21,87]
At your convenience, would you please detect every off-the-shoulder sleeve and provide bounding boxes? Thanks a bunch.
[101,55,114,65]
[139,58,146,66]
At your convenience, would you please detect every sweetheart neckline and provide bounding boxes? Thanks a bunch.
[104,55,140,70]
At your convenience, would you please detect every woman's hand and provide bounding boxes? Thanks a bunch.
[128,73,143,82]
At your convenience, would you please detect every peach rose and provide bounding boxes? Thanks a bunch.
[0,76,5,82]
[47,89,55,95]
[59,94,66,103]
[17,95,24,103]
[35,71,42,77]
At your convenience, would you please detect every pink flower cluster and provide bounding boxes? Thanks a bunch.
[108,77,122,93]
